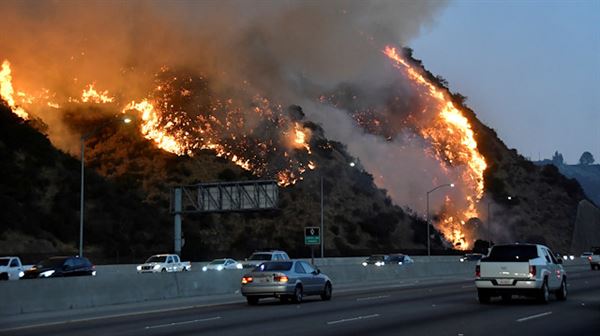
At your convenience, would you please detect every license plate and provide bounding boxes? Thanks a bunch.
[257,278,270,283]
[497,278,513,285]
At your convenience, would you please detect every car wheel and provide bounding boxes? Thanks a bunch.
[321,282,332,301]
[182,268,187,272]
[477,289,490,304]
[292,285,303,303]
[555,278,567,301]
[161,268,167,272]
[246,297,259,305]
[538,279,549,304]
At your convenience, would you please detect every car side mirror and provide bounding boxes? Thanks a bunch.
[313,269,320,275]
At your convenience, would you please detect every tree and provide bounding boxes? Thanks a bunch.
[552,151,564,166]
[579,151,595,165]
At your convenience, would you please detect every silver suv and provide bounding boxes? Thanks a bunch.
[241,250,290,269]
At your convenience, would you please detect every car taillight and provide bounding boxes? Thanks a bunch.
[529,265,536,279]
[589,256,593,261]
[475,265,480,278]
[274,275,289,283]
[241,276,253,284]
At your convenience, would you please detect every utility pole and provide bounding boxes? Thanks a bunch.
[320,175,324,258]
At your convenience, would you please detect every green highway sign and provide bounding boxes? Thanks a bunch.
[304,227,320,245]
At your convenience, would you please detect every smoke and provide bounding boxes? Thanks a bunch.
[0,0,450,205]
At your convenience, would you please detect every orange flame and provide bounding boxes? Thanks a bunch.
[81,84,114,103]
[0,60,29,120]
[384,46,487,249]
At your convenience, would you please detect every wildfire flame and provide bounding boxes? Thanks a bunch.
[81,84,114,103]
[0,60,29,120]
[384,46,487,249]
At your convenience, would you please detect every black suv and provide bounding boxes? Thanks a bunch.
[23,256,96,279]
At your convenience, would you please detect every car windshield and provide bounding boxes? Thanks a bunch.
[486,245,538,262]
[367,255,385,261]
[249,253,272,261]
[37,258,67,268]
[209,259,226,265]
[145,256,167,263]
[0,258,9,266]
[255,262,293,271]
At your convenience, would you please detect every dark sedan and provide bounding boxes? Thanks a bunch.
[23,256,96,279]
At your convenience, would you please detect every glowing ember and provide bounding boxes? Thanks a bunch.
[384,46,487,249]
[81,84,114,103]
[0,60,29,120]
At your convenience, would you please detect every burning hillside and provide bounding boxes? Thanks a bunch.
[1,45,488,249]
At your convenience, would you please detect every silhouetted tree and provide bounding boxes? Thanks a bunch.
[579,151,595,165]
[552,151,564,166]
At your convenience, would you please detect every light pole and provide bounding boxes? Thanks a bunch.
[486,196,513,242]
[320,161,357,258]
[426,183,455,257]
[79,116,132,257]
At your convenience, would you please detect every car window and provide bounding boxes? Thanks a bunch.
[486,245,538,262]
[0,258,9,266]
[294,262,306,274]
[10,259,19,267]
[249,253,272,261]
[64,258,77,269]
[38,258,67,268]
[146,256,167,263]
[547,250,559,264]
[301,262,316,274]
[256,262,293,271]
[542,249,552,263]
[282,253,290,259]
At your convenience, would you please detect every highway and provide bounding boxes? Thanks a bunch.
[2,268,599,336]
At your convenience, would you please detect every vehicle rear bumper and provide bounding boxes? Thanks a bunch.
[475,278,543,294]
[241,284,295,297]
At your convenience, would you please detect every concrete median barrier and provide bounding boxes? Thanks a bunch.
[5,257,585,316]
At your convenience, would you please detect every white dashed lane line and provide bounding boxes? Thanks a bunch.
[144,316,222,329]
[327,314,380,325]
[516,312,552,323]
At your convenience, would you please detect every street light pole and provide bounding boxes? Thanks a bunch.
[320,175,324,258]
[79,116,132,257]
[426,183,455,257]
[79,137,85,257]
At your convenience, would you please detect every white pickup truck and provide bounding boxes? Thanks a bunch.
[475,243,567,304]
[0,256,30,280]
[589,247,600,270]
[136,254,191,273]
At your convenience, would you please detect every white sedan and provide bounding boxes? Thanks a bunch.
[202,258,243,271]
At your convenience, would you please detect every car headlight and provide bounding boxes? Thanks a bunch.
[40,270,55,278]
[562,255,568,260]
[19,271,24,278]
[460,258,465,262]
[236,263,243,269]
[375,261,383,266]
[202,266,208,272]
[136,265,142,271]
[362,262,367,266]
[92,271,97,276]
[398,262,403,265]
[153,264,161,270]
[569,255,575,260]
[217,266,223,271]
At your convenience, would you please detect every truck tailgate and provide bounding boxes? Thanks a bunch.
[480,262,530,279]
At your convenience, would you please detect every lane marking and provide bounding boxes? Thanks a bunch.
[145,316,222,329]
[516,311,552,322]
[356,295,390,301]
[0,301,240,332]
[327,314,380,325]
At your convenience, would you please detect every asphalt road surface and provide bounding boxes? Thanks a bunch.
[3,269,599,336]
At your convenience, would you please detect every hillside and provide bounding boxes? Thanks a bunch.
[534,160,600,206]
[1,47,592,261]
